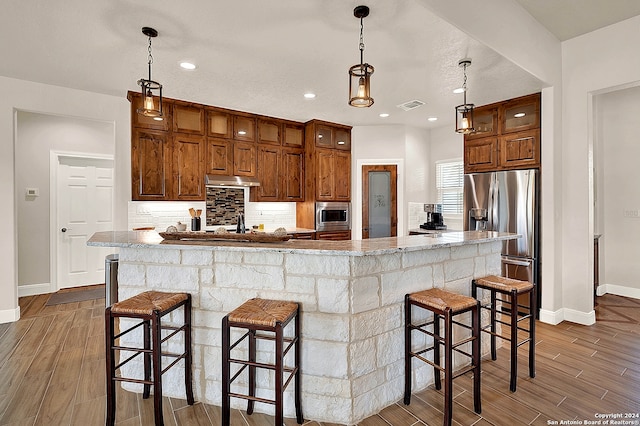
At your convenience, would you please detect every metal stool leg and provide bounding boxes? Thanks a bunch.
[143,319,151,399]
[443,309,453,426]
[294,307,303,424]
[472,302,482,414]
[509,289,518,392]
[529,287,536,379]
[184,298,194,405]
[404,295,412,405]
[105,308,116,426]
[247,329,256,415]
[433,313,441,391]
[490,290,497,360]
[152,312,164,426]
[221,315,231,426]
[274,323,284,426]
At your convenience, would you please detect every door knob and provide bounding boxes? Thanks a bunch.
[61,227,67,232]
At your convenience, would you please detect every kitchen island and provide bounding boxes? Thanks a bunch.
[88,230,517,424]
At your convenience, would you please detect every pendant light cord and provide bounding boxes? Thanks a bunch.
[359,17,365,65]
[147,37,154,81]
[462,63,468,104]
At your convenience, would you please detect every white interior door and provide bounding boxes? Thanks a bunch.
[56,155,114,289]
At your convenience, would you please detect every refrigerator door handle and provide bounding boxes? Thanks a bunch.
[488,173,497,230]
[502,257,532,267]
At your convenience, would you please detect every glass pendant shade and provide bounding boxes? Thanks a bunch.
[137,80,163,118]
[455,103,474,134]
[349,63,374,107]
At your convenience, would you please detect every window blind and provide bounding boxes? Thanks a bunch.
[436,160,464,215]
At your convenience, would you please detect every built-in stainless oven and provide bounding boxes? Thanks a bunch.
[315,202,351,232]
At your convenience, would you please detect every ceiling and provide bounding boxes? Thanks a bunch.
[1,1,638,131]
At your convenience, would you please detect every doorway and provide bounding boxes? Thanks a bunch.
[52,152,114,290]
[362,165,397,239]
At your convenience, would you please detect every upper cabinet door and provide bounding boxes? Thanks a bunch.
[315,125,333,148]
[173,104,205,135]
[131,129,170,200]
[128,91,171,131]
[233,115,257,142]
[173,135,205,200]
[283,123,304,147]
[205,138,233,175]
[466,106,498,140]
[233,142,256,176]
[501,95,540,134]
[207,109,232,139]
[464,138,499,173]
[258,118,281,145]
[334,128,351,151]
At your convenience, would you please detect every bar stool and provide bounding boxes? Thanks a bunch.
[404,288,481,426]
[222,298,303,426]
[105,291,194,426]
[472,275,536,392]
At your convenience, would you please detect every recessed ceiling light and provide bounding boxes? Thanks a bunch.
[304,93,316,99]
[379,113,390,118]
[428,117,438,122]
[179,62,197,70]
[453,87,465,94]
[514,112,526,118]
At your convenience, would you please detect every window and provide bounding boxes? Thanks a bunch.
[436,160,464,215]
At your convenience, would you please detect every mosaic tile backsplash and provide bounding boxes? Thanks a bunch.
[206,187,245,226]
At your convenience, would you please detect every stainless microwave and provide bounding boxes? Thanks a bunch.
[315,202,351,232]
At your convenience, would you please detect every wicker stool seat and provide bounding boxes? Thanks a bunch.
[472,275,536,392]
[106,291,194,426]
[405,288,481,426]
[222,298,303,426]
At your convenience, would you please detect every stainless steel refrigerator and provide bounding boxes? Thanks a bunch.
[464,169,539,310]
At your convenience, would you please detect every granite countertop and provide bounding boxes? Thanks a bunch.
[88,230,519,256]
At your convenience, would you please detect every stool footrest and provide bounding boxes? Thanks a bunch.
[229,392,276,406]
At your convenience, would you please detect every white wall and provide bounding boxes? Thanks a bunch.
[560,15,640,323]
[16,112,115,290]
[594,86,640,297]
[429,125,464,230]
[0,76,130,323]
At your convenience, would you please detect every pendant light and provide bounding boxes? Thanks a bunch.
[455,58,474,134]
[348,5,374,108]
[137,27,163,120]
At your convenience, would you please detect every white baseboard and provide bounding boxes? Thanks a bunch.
[18,282,52,298]
[539,308,563,325]
[539,307,596,326]
[0,306,20,324]
[596,283,640,300]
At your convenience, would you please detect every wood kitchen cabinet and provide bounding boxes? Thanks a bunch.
[499,129,540,169]
[173,102,205,135]
[233,142,256,176]
[251,146,304,202]
[173,134,205,200]
[464,92,541,173]
[205,138,233,175]
[206,108,232,139]
[131,129,170,200]
[315,230,351,241]
[257,118,281,145]
[283,122,304,147]
[312,120,352,150]
[233,114,256,142]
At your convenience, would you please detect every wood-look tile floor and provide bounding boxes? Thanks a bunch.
[1,292,639,425]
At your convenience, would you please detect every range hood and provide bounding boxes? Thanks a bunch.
[205,175,261,187]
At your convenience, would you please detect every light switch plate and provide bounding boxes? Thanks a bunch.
[26,187,39,197]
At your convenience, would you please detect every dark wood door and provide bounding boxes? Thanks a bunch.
[205,138,232,175]
[362,165,397,239]
[131,129,169,200]
[173,134,204,200]
[282,148,304,201]
[255,145,280,200]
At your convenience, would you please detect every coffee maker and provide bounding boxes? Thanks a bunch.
[420,204,447,230]
[469,208,488,231]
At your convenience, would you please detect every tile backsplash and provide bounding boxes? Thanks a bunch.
[129,190,297,232]
[206,187,245,226]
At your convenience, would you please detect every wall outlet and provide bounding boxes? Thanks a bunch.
[25,187,39,197]
[136,204,151,215]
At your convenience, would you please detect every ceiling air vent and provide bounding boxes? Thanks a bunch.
[396,99,425,111]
